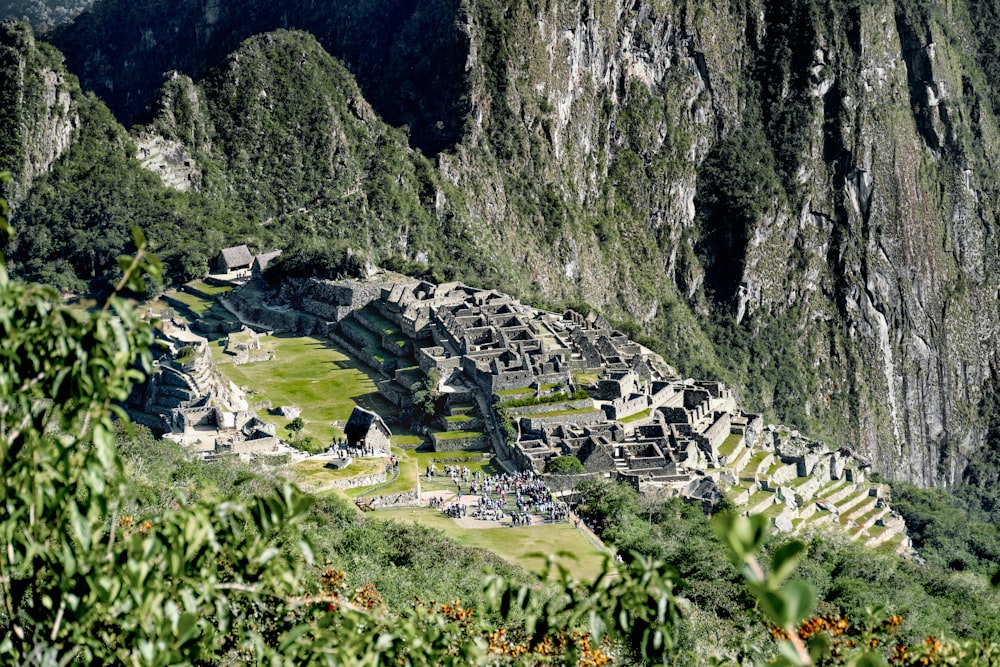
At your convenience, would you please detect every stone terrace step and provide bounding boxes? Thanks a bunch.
[853,505,888,531]
[841,494,879,525]
[835,489,876,524]
[728,484,753,506]
[850,507,889,540]
[863,524,898,549]
[725,441,753,471]
[800,505,836,529]
[815,480,855,505]
[746,489,776,515]
[738,451,773,481]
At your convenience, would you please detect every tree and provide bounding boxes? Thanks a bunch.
[544,455,585,475]
[285,416,305,443]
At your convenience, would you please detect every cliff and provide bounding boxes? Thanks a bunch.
[2,0,998,486]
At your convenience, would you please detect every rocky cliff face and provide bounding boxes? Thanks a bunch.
[0,21,78,209]
[3,0,999,486]
[446,0,1000,486]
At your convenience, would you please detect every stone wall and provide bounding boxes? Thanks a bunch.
[602,394,648,420]
[544,472,597,493]
[521,409,605,432]
[328,470,388,490]
[431,432,486,451]
[505,398,594,417]
[220,436,281,454]
[659,406,690,424]
[221,292,326,335]
[356,491,421,510]
[702,412,732,451]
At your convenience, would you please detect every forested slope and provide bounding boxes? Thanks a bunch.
[0,0,998,488]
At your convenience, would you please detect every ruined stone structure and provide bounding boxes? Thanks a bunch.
[344,407,391,454]
[199,274,912,551]
[126,319,287,459]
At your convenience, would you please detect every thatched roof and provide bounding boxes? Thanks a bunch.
[254,249,283,271]
[218,244,253,270]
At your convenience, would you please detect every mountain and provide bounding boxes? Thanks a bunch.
[1,0,998,488]
[0,0,93,29]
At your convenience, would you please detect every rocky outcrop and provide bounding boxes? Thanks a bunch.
[0,21,79,210]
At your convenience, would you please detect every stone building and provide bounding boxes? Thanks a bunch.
[344,407,391,453]
[214,245,253,274]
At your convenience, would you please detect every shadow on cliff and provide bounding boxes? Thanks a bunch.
[46,0,470,155]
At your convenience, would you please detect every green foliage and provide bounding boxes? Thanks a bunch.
[543,455,585,475]
[410,368,443,426]
[264,238,365,287]
[892,483,1000,575]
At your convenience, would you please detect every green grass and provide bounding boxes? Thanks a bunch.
[391,432,424,447]
[496,387,535,397]
[371,507,608,581]
[166,289,215,316]
[187,279,233,296]
[527,408,601,419]
[289,457,385,492]
[875,532,907,555]
[572,372,601,386]
[738,451,771,479]
[432,429,484,440]
[213,334,397,445]
[444,414,475,423]
[619,408,651,423]
[718,433,743,458]
[747,490,775,509]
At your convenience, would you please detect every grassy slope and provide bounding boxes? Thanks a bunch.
[212,333,396,446]
[372,507,607,582]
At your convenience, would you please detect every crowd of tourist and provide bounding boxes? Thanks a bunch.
[426,468,569,525]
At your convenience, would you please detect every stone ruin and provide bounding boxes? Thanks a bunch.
[173,272,912,552]
[126,319,288,461]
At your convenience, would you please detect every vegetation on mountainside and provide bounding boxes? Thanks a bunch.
[3,0,999,489]
[0,0,92,28]
[574,479,1000,663]
[46,0,468,153]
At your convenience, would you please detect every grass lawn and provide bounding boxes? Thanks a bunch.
[495,387,535,398]
[431,429,484,440]
[573,372,601,386]
[213,334,397,446]
[372,507,608,582]
[444,414,475,423]
[346,447,498,497]
[186,279,233,297]
[165,289,215,317]
[289,457,385,493]
[718,433,744,458]
[620,408,651,424]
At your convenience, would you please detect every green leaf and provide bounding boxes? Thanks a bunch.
[68,500,91,551]
[279,624,312,652]
[771,540,807,584]
[775,640,808,666]
[853,651,890,667]
[781,580,816,627]
[712,511,768,565]
[176,612,199,643]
